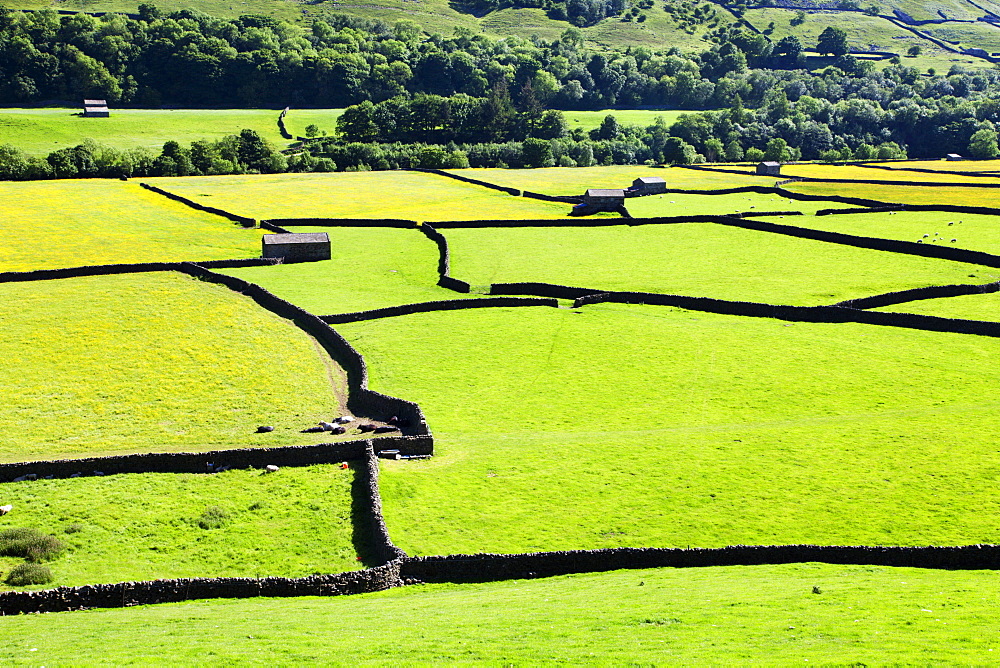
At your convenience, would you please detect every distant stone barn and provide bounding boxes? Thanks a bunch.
[946,153,965,161]
[756,161,781,176]
[83,99,110,118]
[582,188,626,210]
[630,176,667,195]
[262,232,331,263]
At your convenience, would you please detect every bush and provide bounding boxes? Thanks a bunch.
[5,563,53,586]
[0,528,66,562]
[198,506,230,530]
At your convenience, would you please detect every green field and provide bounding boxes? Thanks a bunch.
[876,290,1000,320]
[0,272,352,462]
[223,226,470,315]
[0,465,358,590]
[0,180,266,272]
[563,109,689,132]
[442,222,988,303]
[144,171,569,221]
[335,303,1000,555]
[3,563,1000,664]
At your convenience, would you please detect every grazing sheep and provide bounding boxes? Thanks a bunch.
[334,416,353,424]
[256,426,274,433]
[951,239,957,242]
[923,234,929,238]
[265,465,280,473]
[319,421,336,431]
[331,426,347,435]
[358,424,376,433]
[12,475,27,483]
[301,426,326,433]
[0,504,11,516]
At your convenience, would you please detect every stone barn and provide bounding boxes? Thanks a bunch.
[946,153,965,161]
[630,176,667,196]
[83,99,110,118]
[262,232,331,263]
[756,161,781,176]
[582,189,626,210]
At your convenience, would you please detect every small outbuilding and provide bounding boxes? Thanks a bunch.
[629,176,667,196]
[83,99,110,118]
[756,161,781,176]
[946,153,965,161]
[583,188,626,209]
[262,232,331,263]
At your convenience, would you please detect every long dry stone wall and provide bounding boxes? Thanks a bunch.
[176,263,431,436]
[356,444,408,565]
[401,544,1000,584]
[0,559,403,615]
[139,183,256,226]
[277,107,292,140]
[0,259,277,284]
[836,280,1000,310]
[574,290,1000,337]
[419,224,471,293]
[260,218,418,228]
[0,437,431,483]
[410,168,521,196]
[321,297,559,324]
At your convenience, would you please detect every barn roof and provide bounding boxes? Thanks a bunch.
[83,99,107,106]
[586,189,625,198]
[635,176,666,184]
[262,232,330,245]
[759,161,781,167]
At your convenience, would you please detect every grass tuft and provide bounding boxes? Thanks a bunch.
[4,563,53,587]
[0,528,67,562]
[197,506,230,530]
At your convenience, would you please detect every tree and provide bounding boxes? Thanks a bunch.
[772,35,802,67]
[595,114,621,140]
[522,138,555,168]
[304,124,322,138]
[969,127,1000,159]
[816,27,849,57]
[763,137,792,162]
[906,44,922,57]
[662,137,696,164]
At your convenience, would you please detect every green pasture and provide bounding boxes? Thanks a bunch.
[563,109,688,132]
[145,171,568,222]
[222,226,469,314]
[798,209,1000,256]
[869,159,1000,172]
[0,108,343,156]
[445,164,775,196]
[442,222,986,304]
[922,22,1000,53]
[4,0,308,22]
[743,8,929,54]
[624,190,845,216]
[338,303,1000,555]
[0,179,265,272]
[4,563,1000,663]
[876,290,1000,320]
[0,272,353,462]
[0,464,358,590]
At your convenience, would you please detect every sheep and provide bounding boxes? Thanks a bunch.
[331,426,347,435]
[301,426,326,433]
[923,234,929,238]
[358,424,377,433]
[256,426,274,433]
[319,421,336,431]
[0,504,11,516]
[334,416,353,424]
[951,239,957,242]
[265,465,280,473]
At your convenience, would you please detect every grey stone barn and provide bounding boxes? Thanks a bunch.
[630,176,667,195]
[83,99,109,117]
[262,232,331,263]
[582,188,626,210]
[755,161,781,176]
[946,153,965,161]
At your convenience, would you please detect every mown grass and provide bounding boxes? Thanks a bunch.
[144,171,568,222]
[0,464,358,589]
[0,179,265,272]
[0,272,353,462]
[445,164,776,195]
[223,226,469,314]
[338,303,1000,555]
[3,563,1000,663]
[443,222,987,304]
[0,108,343,156]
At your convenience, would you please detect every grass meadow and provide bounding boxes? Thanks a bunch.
[0,272,351,462]
[562,109,688,132]
[876,291,1000,320]
[223,226,470,314]
[0,464,358,590]
[442,222,988,303]
[0,108,343,156]
[784,163,1000,184]
[3,563,1000,663]
[0,179,265,272]
[145,171,568,222]
[785,179,1000,207]
[338,303,1000,555]
[868,159,1000,172]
